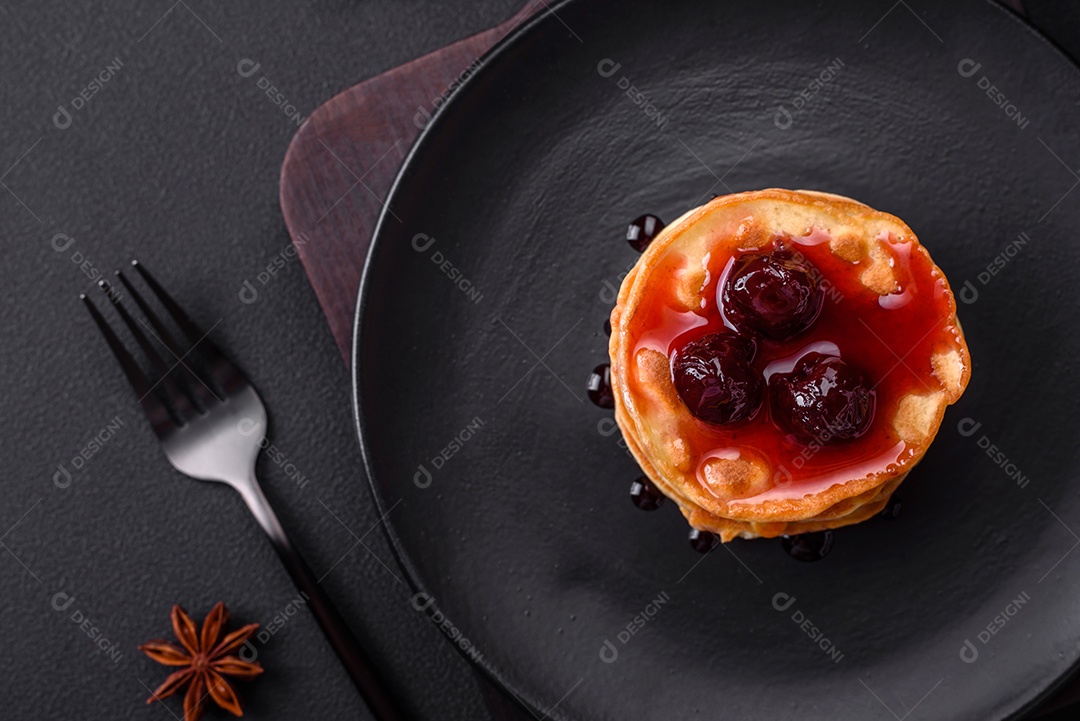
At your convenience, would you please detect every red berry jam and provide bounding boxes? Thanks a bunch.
[631,228,960,502]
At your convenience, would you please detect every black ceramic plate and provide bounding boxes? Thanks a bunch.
[353,1,1080,718]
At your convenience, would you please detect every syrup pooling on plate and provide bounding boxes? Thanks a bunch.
[586,217,662,399]
[782,530,834,562]
[879,496,902,519]
[630,476,665,510]
[627,214,666,252]
[688,528,718,553]
[629,227,960,502]
[587,363,615,408]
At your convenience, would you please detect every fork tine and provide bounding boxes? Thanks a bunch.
[131,260,245,392]
[98,280,201,421]
[115,269,221,408]
[82,293,176,437]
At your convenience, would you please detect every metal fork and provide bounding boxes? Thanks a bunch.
[83,261,406,721]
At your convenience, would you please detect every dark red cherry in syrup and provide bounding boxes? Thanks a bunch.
[672,332,762,425]
[769,353,875,443]
[722,243,824,341]
[689,528,718,553]
[587,363,615,408]
[782,530,833,562]
[627,214,665,252]
[630,476,665,511]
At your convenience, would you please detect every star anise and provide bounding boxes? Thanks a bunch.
[139,602,264,721]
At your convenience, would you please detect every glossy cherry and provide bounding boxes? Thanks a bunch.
[672,332,762,425]
[769,353,875,443]
[722,243,824,341]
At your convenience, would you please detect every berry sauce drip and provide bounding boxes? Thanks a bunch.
[627,214,665,252]
[688,528,718,553]
[782,531,834,562]
[879,497,902,519]
[587,364,615,408]
[630,227,961,502]
[630,477,665,510]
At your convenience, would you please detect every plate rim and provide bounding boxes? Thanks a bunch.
[350,2,577,716]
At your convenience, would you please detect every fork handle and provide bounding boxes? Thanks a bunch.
[237,479,409,721]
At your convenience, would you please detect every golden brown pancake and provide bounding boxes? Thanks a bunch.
[609,189,970,542]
